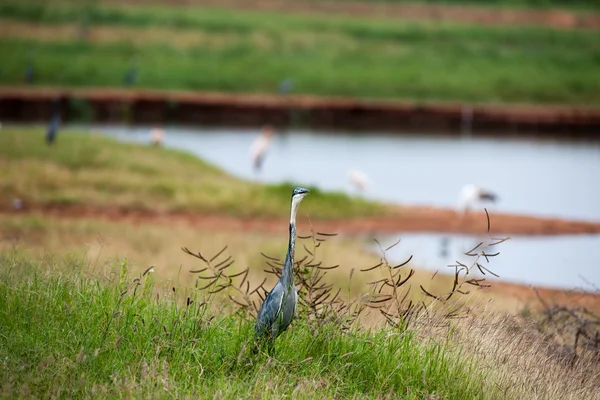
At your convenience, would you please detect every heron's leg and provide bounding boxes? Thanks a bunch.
[267,339,275,357]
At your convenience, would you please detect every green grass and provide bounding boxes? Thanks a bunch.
[1,2,599,104]
[0,251,490,398]
[0,126,388,219]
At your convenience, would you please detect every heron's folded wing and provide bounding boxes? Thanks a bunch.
[255,285,284,334]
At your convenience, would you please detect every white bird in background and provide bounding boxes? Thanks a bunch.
[250,125,273,173]
[347,169,369,192]
[457,184,499,215]
[150,127,164,147]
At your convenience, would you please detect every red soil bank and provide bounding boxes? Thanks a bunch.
[2,203,599,237]
[1,87,600,138]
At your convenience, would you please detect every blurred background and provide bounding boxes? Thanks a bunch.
[1,0,600,302]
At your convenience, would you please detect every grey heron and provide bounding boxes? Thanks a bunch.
[278,78,294,95]
[24,56,34,84]
[46,112,60,145]
[254,187,310,345]
[124,56,137,86]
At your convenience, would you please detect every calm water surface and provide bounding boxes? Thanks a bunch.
[91,125,600,221]
[82,125,600,290]
[374,233,600,290]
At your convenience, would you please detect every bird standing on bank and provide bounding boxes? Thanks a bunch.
[24,52,35,84]
[46,112,60,145]
[254,187,310,347]
[457,184,498,215]
[278,78,294,95]
[123,56,137,86]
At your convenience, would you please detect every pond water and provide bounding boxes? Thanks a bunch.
[78,124,600,290]
[88,124,600,222]
[372,233,600,291]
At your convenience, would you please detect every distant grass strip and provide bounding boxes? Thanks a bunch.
[1,2,598,46]
[0,127,386,219]
[0,2,599,104]
[286,0,600,11]
[0,251,489,398]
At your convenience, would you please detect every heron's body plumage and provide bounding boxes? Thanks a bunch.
[254,279,298,339]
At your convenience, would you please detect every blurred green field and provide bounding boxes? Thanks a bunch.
[291,0,600,10]
[1,2,599,104]
[0,126,388,218]
[44,0,600,12]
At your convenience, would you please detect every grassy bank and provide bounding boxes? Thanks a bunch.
[2,238,600,398]
[0,251,490,398]
[0,2,599,104]
[0,127,387,218]
[0,212,472,313]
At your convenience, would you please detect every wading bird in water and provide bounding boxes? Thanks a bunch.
[150,127,164,147]
[250,125,273,173]
[347,169,369,192]
[254,187,310,349]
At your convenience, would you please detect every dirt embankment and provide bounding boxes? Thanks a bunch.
[2,87,600,137]
[112,0,600,30]
[3,202,600,310]
[3,202,600,237]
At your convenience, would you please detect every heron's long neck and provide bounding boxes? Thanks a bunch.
[281,197,300,286]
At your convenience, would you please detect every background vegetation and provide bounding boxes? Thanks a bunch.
[1,2,599,104]
[298,0,600,10]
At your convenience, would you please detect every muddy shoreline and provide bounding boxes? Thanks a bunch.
[2,86,600,139]
[2,202,599,237]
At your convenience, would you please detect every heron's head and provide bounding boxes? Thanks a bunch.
[290,187,310,223]
[292,187,310,199]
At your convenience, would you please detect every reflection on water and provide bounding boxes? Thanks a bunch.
[373,233,600,290]
[76,124,600,290]
[89,124,600,222]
